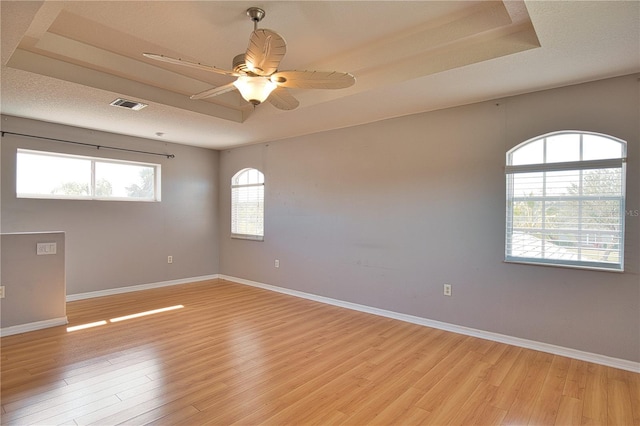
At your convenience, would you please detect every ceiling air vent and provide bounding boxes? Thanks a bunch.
[110,98,148,111]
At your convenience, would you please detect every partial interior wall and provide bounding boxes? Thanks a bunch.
[1,232,66,333]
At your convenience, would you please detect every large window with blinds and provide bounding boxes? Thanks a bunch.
[231,168,265,241]
[505,131,627,271]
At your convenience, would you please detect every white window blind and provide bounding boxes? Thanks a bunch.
[505,132,626,271]
[231,168,264,240]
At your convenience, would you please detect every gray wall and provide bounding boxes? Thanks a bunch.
[1,115,219,295]
[219,74,640,362]
[1,76,637,362]
[1,232,66,329]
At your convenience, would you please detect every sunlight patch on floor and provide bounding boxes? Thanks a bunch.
[66,320,107,332]
[66,305,184,332]
[110,305,184,322]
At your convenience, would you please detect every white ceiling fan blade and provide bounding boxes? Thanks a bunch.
[143,53,240,77]
[271,70,355,89]
[268,87,299,110]
[190,82,237,100]
[245,29,286,76]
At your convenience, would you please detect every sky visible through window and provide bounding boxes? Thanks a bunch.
[17,150,157,200]
[509,133,623,166]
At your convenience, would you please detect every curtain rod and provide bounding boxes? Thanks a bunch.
[1,131,175,159]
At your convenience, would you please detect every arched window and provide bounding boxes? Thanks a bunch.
[505,131,627,271]
[231,168,264,240]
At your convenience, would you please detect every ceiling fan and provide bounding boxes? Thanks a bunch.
[143,7,355,110]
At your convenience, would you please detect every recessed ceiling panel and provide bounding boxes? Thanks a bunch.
[2,1,637,149]
[5,1,539,125]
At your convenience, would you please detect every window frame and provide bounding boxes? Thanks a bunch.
[505,131,627,272]
[231,168,265,241]
[16,149,161,202]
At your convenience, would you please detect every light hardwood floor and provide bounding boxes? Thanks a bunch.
[1,279,638,425]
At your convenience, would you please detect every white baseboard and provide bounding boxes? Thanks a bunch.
[66,274,220,302]
[219,274,640,373]
[1,317,68,337]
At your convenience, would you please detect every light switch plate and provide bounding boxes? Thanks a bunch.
[37,242,57,255]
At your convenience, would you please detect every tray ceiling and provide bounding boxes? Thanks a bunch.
[1,1,638,149]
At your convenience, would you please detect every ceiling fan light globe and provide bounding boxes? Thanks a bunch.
[234,76,278,105]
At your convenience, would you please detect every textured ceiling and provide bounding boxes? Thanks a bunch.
[1,1,639,149]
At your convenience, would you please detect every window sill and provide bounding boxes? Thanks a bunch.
[504,258,623,273]
[231,234,264,242]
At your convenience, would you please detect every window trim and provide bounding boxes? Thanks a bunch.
[505,131,627,272]
[16,149,161,202]
[231,168,265,241]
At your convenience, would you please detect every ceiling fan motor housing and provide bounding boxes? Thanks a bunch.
[233,54,251,74]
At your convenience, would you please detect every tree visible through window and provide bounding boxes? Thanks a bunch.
[231,168,264,240]
[16,149,161,201]
[505,131,627,271]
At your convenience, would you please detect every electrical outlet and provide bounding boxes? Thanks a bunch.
[167,256,173,264]
[443,284,452,296]
[0,286,5,299]
[275,259,280,268]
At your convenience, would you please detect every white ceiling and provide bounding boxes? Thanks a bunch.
[1,1,639,150]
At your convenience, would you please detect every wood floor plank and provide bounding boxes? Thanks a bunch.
[411,334,471,393]
[486,344,522,386]
[338,363,428,424]
[582,363,609,424]
[527,355,570,425]
[393,405,433,425]
[416,355,493,425]
[134,404,201,426]
[501,350,554,425]
[446,380,500,425]
[625,369,640,425]
[488,347,536,411]
[366,385,426,424]
[1,279,637,426]
[414,349,487,413]
[555,395,583,425]
[607,378,635,426]
[3,368,152,415]
[81,377,227,425]
[0,378,69,407]
[564,358,589,400]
